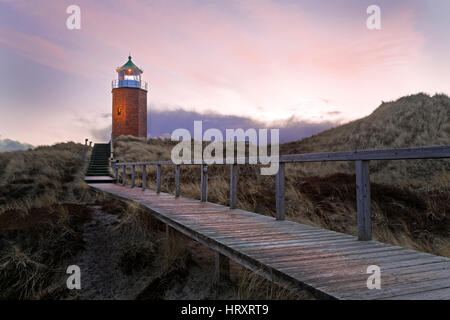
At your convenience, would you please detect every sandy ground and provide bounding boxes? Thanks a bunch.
[72,207,154,299]
[70,206,237,300]
[63,200,310,300]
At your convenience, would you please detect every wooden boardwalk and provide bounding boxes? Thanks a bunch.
[89,183,450,300]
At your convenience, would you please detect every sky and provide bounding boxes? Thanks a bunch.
[1,0,450,146]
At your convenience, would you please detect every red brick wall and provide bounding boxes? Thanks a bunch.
[112,87,147,139]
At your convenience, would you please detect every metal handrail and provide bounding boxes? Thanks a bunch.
[111,79,148,91]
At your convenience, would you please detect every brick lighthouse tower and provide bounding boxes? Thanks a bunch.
[112,56,148,139]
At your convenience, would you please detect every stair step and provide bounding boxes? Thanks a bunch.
[87,143,112,177]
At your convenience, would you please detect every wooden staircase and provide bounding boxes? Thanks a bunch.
[84,143,115,184]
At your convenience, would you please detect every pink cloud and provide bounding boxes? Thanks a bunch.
[0,0,431,130]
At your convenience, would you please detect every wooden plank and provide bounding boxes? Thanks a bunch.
[190,227,313,240]
[88,183,450,300]
[250,245,378,263]
[115,145,450,165]
[166,224,170,240]
[280,145,450,163]
[230,164,238,209]
[271,249,417,272]
[211,228,332,241]
[356,160,371,241]
[281,250,446,275]
[275,162,285,220]
[196,224,333,238]
[230,235,355,250]
[237,237,357,253]
[333,270,450,300]
[326,269,450,298]
[383,287,450,300]
[178,220,270,230]
[220,231,351,247]
[256,246,401,264]
[284,255,448,286]
[215,252,230,283]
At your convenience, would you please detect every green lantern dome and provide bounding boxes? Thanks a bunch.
[116,56,143,74]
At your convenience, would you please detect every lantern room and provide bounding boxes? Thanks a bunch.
[112,55,148,90]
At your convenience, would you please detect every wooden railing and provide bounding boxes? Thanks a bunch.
[112,145,450,241]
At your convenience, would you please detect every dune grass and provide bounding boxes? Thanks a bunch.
[0,93,448,299]
[0,142,94,216]
[0,142,95,299]
[113,94,450,257]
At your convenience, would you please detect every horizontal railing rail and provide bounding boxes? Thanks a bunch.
[111,79,148,91]
[113,145,450,166]
[111,145,450,241]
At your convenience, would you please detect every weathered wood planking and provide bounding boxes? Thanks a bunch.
[89,183,450,300]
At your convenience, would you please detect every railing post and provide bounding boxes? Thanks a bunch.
[175,165,180,198]
[142,165,147,190]
[230,164,238,209]
[131,164,135,188]
[214,252,230,283]
[122,165,126,186]
[356,160,372,241]
[156,164,161,194]
[201,164,208,202]
[114,165,119,184]
[165,224,170,240]
[276,162,285,220]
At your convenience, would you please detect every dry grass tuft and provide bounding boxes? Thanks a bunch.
[113,94,450,257]
[237,267,312,300]
[0,142,95,299]
[281,93,450,187]
[0,142,93,216]
[0,246,49,299]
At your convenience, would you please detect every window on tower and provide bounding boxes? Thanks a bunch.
[124,74,139,81]
[118,106,123,116]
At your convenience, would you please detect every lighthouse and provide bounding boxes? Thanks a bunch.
[111,56,148,139]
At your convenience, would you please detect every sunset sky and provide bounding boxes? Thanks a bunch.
[1,0,450,146]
